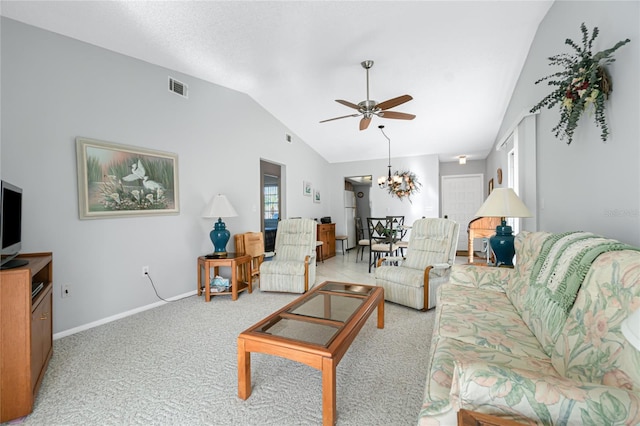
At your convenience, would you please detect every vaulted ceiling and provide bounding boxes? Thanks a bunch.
[1,1,554,163]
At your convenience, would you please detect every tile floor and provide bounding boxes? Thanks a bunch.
[314,248,467,287]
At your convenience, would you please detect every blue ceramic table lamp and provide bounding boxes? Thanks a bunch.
[474,188,532,267]
[203,194,238,255]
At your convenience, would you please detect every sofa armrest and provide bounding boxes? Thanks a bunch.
[448,264,514,292]
[450,360,640,425]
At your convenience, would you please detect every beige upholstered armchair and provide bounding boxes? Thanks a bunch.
[259,218,317,293]
[374,218,459,310]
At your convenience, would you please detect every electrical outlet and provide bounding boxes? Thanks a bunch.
[142,266,149,277]
[61,284,71,298]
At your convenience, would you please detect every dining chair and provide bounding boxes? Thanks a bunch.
[366,217,399,273]
[242,232,265,286]
[386,215,408,255]
[355,217,369,262]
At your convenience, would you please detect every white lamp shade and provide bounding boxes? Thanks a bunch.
[202,194,238,218]
[622,309,640,351]
[475,188,532,218]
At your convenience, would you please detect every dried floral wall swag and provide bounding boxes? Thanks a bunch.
[530,23,630,144]
[386,170,421,201]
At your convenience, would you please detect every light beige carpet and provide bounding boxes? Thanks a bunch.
[17,289,435,425]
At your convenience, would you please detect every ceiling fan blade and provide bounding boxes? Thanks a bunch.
[377,95,413,111]
[359,116,371,131]
[335,99,360,110]
[380,111,416,120]
[319,113,360,123]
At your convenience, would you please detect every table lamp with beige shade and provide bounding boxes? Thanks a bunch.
[474,188,532,267]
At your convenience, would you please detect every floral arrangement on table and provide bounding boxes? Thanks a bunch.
[530,23,630,144]
[386,170,421,201]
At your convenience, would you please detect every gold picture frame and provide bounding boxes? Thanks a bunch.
[76,137,179,219]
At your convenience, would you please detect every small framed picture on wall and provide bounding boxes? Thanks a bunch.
[488,178,494,195]
[313,189,321,203]
[303,181,312,196]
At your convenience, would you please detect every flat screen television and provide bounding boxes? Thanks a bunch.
[1,180,28,270]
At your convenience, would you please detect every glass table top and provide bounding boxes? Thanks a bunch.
[253,281,377,347]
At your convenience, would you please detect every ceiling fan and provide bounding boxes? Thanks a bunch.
[320,60,416,131]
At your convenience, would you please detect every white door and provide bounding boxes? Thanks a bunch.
[441,174,484,253]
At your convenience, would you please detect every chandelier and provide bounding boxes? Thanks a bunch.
[377,125,421,201]
[377,125,402,188]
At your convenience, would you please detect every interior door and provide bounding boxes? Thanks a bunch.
[441,174,484,253]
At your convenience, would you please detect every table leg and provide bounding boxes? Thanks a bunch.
[245,258,253,294]
[322,357,336,426]
[377,294,385,329]
[231,260,238,301]
[197,260,202,296]
[237,337,252,399]
[204,262,211,302]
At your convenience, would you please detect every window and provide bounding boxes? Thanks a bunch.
[264,183,279,220]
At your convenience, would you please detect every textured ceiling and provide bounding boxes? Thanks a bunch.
[1,1,553,163]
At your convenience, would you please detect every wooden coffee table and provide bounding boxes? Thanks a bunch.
[237,281,384,426]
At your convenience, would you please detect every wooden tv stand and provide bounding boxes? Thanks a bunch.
[0,252,53,422]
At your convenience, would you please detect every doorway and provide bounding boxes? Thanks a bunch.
[260,160,281,252]
[345,175,372,244]
[441,174,484,253]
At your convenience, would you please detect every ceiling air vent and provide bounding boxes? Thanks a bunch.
[168,77,188,98]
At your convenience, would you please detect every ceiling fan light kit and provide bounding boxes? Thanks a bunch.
[320,60,416,130]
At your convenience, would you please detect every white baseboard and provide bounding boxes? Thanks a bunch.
[53,290,197,340]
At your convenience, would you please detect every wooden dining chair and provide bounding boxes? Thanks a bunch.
[235,232,265,286]
[244,232,265,285]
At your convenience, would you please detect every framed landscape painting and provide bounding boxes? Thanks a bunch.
[76,137,180,219]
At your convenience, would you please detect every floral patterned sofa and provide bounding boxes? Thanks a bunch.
[419,231,640,425]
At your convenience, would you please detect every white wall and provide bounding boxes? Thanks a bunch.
[489,1,640,245]
[0,18,334,334]
[329,154,440,238]
[440,159,486,178]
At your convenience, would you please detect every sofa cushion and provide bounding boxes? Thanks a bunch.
[437,301,548,360]
[260,260,307,276]
[508,231,634,356]
[506,231,551,310]
[420,335,554,420]
[447,263,513,293]
[438,283,511,308]
[551,249,640,390]
[448,358,640,425]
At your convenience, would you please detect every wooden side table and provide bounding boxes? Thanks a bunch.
[197,253,252,302]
